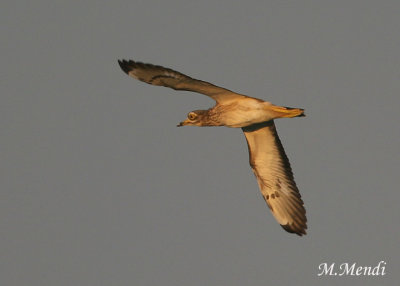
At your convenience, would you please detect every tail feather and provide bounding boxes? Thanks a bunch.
[269,105,305,118]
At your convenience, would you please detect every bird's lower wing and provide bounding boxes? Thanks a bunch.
[118,60,246,103]
[242,121,307,236]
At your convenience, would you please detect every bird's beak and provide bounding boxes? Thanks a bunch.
[177,119,190,127]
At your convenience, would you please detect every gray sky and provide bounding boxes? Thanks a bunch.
[2,1,399,285]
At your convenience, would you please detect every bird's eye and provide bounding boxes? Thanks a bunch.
[188,112,197,121]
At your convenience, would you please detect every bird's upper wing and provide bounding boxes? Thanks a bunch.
[118,60,247,104]
[242,120,307,236]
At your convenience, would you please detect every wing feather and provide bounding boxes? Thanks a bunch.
[118,60,246,103]
[242,120,307,236]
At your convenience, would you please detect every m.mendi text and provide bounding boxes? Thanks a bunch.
[318,261,386,276]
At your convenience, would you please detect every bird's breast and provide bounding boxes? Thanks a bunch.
[210,100,274,128]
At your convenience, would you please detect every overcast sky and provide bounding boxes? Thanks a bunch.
[2,1,400,285]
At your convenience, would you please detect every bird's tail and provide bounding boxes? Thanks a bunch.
[269,105,305,118]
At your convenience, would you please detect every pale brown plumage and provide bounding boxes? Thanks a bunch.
[118,59,307,236]
[242,121,306,235]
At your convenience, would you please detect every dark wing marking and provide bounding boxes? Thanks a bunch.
[118,60,247,103]
[242,120,307,236]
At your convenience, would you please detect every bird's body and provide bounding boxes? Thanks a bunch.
[118,59,307,236]
[202,99,304,128]
[206,99,269,127]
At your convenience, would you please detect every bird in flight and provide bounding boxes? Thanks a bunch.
[118,60,307,236]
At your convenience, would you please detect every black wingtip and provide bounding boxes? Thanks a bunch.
[118,59,132,75]
[281,223,307,236]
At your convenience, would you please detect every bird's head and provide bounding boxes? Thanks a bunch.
[177,110,208,127]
